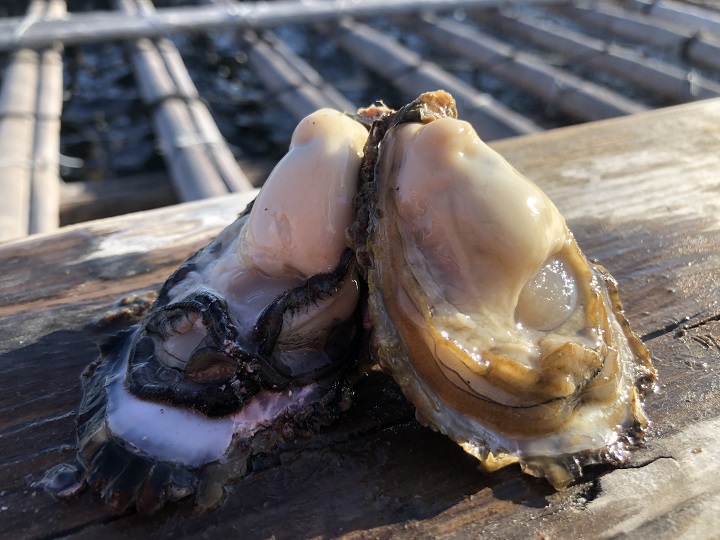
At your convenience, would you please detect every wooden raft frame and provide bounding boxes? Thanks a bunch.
[1,98,720,539]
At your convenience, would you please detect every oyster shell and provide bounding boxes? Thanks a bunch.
[43,109,370,513]
[350,91,656,488]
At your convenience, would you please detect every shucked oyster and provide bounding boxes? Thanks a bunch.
[350,91,656,488]
[44,92,655,515]
[43,109,369,513]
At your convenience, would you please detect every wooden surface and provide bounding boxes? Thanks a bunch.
[2,98,720,539]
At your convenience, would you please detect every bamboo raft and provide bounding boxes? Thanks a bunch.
[1,0,720,242]
[1,1,720,538]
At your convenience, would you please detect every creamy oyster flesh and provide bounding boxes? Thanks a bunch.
[163,108,368,326]
[366,113,655,487]
[392,119,572,367]
[44,107,372,515]
[106,108,368,467]
[239,109,369,277]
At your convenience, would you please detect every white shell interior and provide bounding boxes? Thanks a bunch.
[106,342,324,467]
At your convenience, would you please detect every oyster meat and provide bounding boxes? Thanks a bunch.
[43,109,370,513]
[349,91,656,488]
[44,91,657,515]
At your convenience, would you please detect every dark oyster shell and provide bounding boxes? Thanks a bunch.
[42,109,370,513]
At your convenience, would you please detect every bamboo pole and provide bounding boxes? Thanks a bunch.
[203,0,354,116]
[29,45,64,234]
[127,34,228,199]
[316,19,540,141]
[410,15,646,122]
[28,0,65,234]
[487,12,720,103]
[116,0,251,200]
[624,0,720,35]
[243,30,355,121]
[681,0,720,14]
[563,3,720,73]
[153,36,251,194]
[268,35,354,113]
[0,0,568,52]
[0,50,37,240]
[0,0,65,242]
[262,31,355,113]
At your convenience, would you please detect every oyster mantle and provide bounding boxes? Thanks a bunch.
[349,91,656,488]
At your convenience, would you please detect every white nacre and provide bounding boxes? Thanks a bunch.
[106,343,322,467]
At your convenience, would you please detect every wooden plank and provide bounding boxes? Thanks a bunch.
[1,98,720,538]
[0,0,568,52]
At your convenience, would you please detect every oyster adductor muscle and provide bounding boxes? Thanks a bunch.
[349,91,656,488]
[44,109,370,513]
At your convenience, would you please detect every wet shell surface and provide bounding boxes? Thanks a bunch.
[42,109,370,513]
[349,91,656,488]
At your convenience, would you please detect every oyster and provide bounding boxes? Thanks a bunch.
[43,109,369,513]
[350,91,656,488]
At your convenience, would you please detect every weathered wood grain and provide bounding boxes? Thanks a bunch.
[1,98,719,539]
